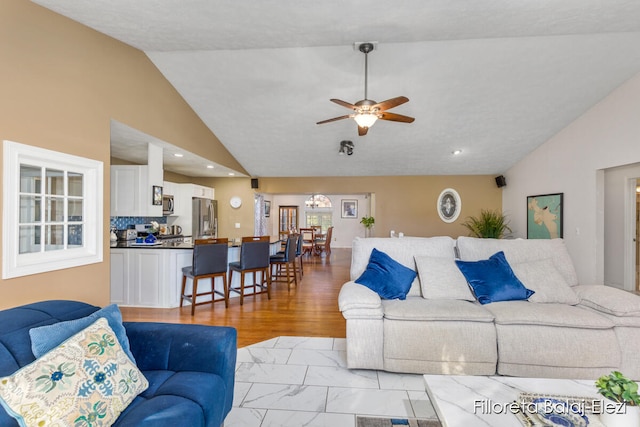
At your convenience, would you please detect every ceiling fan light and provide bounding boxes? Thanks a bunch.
[354,113,378,128]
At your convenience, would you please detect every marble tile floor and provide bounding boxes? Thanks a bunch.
[227,336,438,427]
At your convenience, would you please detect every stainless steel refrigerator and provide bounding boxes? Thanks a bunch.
[192,198,218,239]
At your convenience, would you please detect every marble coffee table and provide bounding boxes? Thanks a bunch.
[423,375,608,427]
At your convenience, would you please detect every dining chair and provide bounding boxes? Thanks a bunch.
[270,233,299,289]
[295,231,304,279]
[300,228,315,256]
[316,226,333,256]
[229,236,271,305]
[180,237,229,315]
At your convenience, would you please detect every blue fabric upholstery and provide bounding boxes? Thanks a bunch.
[355,248,417,300]
[0,300,237,427]
[29,303,136,362]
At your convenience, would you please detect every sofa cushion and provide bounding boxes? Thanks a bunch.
[118,370,226,427]
[483,300,615,329]
[511,258,580,305]
[351,236,457,296]
[456,237,579,287]
[574,285,640,317]
[355,248,416,300]
[455,251,534,304]
[382,297,494,322]
[29,303,136,363]
[414,255,475,301]
[0,301,99,376]
[0,318,148,427]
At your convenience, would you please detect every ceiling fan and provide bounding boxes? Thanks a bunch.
[317,42,415,136]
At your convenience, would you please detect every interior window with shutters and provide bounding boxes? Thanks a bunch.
[4,140,103,278]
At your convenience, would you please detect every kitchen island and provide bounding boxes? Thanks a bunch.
[110,238,281,308]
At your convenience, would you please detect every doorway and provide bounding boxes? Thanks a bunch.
[278,206,298,240]
[636,179,639,291]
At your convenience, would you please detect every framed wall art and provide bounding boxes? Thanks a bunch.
[341,199,358,218]
[437,188,462,223]
[527,193,563,239]
[264,200,271,217]
[152,185,163,206]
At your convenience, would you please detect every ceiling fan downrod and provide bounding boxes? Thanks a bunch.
[359,42,375,101]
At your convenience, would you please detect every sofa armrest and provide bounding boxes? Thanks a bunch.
[574,285,640,317]
[338,281,384,319]
[124,322,237,413]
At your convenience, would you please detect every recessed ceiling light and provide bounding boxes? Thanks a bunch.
[173,153,184,157]
[206,165,214,169]
[452,150,462,155]
[228,172,235,176]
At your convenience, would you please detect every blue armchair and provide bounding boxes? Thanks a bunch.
[0,300,236,427]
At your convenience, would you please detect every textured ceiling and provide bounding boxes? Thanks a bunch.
[32,0,640,177]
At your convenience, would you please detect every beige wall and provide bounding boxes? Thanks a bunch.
[0,0,244,309]
[163,176,503,242]
[237,176,503,238]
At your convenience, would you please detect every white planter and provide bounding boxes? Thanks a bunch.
[600,404,640,427]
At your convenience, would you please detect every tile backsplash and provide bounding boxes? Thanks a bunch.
[111,216,168,230]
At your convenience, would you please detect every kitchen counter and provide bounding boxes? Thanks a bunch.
[110,240,194,249]
[110,238,281,250]
[110,238,282,308]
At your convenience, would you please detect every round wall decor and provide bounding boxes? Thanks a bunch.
[437,188,462,223]
[230,196,242,208]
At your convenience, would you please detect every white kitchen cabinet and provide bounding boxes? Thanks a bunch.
[110,242,280,308]
[110,165,162,217]
[163,181,176,196]
[109,250,129,305]
[110,248,193,308]
[190,184,214,199]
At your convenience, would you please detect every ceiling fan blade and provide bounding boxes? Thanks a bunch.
[372,96,409,111]
[316,114,352,125]
[378,112,415,123]
[330,99,357,110]
[358,125,369,136]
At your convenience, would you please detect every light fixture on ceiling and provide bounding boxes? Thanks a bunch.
[317,42,415,136]
[452,149,462,155]
[173,153,184,157]
[206,165,214,169]
[338,140,354,156]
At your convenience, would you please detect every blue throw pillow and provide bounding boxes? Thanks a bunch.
[29,304,136,363]
[455,251,534,305]
[355,248,417,300]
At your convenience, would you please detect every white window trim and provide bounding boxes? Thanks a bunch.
[3,140,103,279]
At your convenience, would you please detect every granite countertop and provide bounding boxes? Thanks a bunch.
[110,240,194,249]
[110,237,282,250]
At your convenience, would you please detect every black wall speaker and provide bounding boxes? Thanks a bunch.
[495,175,506,188]
[251,178,259,189]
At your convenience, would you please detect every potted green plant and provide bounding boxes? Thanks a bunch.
[461,209,511,239]
[360,216,375,238]
[596,371,640,427]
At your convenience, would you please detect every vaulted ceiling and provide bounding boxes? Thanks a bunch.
[33,0,640,177]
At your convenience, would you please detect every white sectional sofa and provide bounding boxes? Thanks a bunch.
[338,236,640,380]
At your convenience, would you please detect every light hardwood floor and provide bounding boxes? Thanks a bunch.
[120,248,350,347]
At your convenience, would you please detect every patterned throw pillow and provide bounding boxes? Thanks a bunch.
[0,317,148,427]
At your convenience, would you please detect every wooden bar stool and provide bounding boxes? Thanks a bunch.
[228,236,271,305]
[180,237,229,315]
[270,233,299,289]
